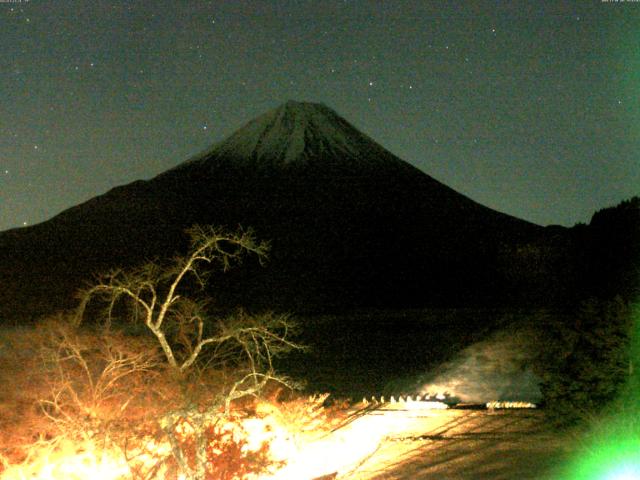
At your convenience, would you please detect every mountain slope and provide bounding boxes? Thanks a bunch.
[0,101,545,321]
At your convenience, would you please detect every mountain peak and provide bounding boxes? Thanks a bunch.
[281,99,328,112]
[187,100,394,168]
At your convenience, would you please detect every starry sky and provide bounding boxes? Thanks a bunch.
[1,0,639,231]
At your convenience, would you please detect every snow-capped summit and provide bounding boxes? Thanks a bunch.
[184,100,396,168]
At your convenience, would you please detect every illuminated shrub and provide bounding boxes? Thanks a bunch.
[0,316,177,474]
[0,320,311,480]
[1,227,306,480]
[157,414,280,480]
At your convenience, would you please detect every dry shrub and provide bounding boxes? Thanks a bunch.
[1,316,325,480]
[36,316,184,444]
[254,393,347,445]
[0,315,178,471]
[151,413,281,480]
[146,394,346,480]
[0,324,59,466]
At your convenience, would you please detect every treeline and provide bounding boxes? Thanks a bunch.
[502,196,640,307]
[577,196,640,301]
[529,196,639,423]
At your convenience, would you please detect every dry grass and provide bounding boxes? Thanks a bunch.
[1,319,157,466]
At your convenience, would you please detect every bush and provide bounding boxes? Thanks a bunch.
[1,226,307,480]
[0,316,179,470]
[0,317,310,480]
[535,297,633,424]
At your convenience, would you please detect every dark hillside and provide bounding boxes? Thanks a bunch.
[575,196,640,300]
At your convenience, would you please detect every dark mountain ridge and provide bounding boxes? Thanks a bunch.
[0,101,597,321]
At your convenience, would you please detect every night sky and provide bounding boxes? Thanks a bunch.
[1,0,639,231]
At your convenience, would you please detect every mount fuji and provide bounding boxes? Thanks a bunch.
[0,101,546,321]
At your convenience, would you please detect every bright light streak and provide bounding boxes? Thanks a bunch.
[560,304,640,480]
[603,462,640,480]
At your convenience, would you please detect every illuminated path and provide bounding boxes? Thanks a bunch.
[348,409,577,480]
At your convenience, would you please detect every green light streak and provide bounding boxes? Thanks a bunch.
[560,304,640,480]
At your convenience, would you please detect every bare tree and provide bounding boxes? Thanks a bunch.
[76,225,302,397]
[74,226,304,479]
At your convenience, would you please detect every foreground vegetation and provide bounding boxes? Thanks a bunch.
[0,227,332,479]
[534,297,635,425]
[0,318,347,479]
[0,221,636,479]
